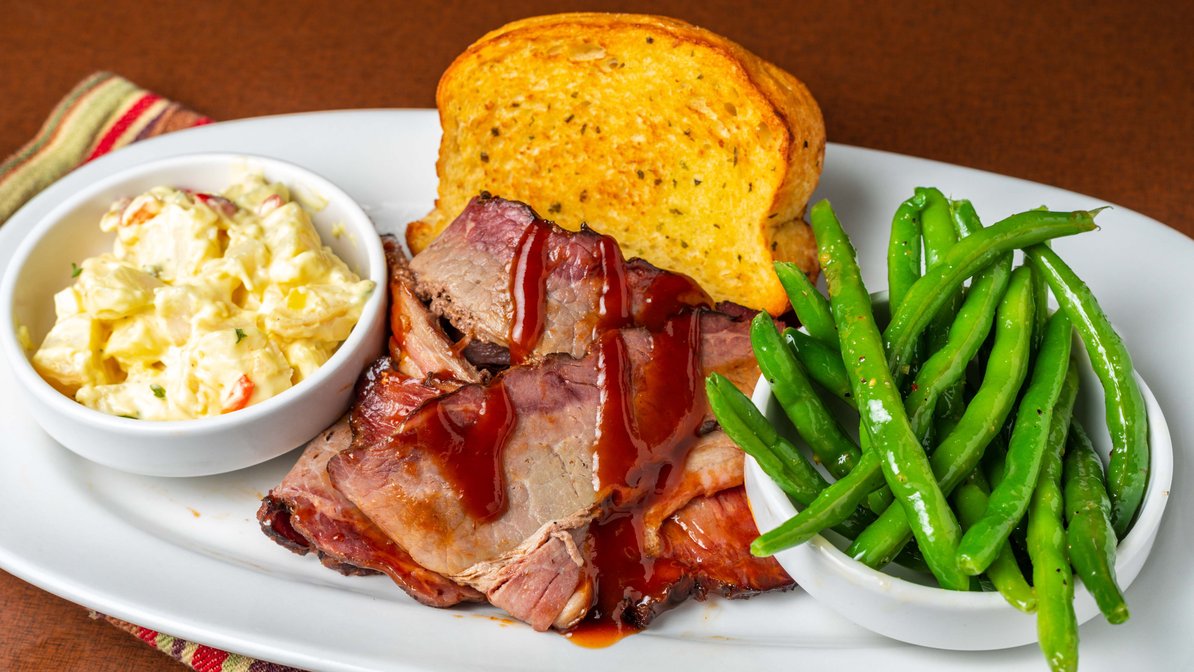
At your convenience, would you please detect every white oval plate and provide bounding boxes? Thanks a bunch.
[0,110,1190,671]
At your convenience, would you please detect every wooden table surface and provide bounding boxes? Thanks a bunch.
[0,1,1189,670]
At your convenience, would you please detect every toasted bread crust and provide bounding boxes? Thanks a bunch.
[410,13,825,314]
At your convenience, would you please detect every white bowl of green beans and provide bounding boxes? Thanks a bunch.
[744,355,1171,651]
[725,192,1173,657]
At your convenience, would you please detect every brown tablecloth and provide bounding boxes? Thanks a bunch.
[0,1,1190,670]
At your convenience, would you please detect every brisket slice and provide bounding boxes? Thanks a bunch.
[329,350,604,580]
[258,237,483,606]
[408,194,719,362]
[384,235,482,383]
[661,486,794,597]
[615,486,794,629]
[326,311,771,630]
[258,417,482,607]
[347,357,458,450]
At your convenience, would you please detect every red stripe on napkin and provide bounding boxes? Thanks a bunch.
[84,92,162,162]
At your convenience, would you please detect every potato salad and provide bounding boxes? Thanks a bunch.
[31,175,375,420]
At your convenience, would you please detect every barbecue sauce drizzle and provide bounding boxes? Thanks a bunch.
[570,309,707,646]
[508,220,551,363]
[635,272,713,331]
[530,227,713,644]
[595,230,711,330]
[417,383,516,522]
[442,223,717,644]
[596,235,631,331]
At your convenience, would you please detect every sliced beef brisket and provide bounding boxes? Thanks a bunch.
[408,194,720,361]
[258,418,482,607]
[259,198,793,633]
[327,310,783,630]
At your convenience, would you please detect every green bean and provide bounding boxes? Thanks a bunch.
[983,433,1034,569]
[863,211,1006,514]
[933,386,965,446]
[949,199,983,239]
[949,199,992,388]
[864,476,894,514]
[859,411,893,515]
[775,262,838,349]
[983,433,1009,488]
[926,308,1029,491]
[847,265,1034,568]
[1063,420,1130,624]
[756,203,1023,573]
[1025,244,1148,538]
[751,313,860,479]
[706,373,823,501]
[953,475,1037,613]
[752,451,887,554]
[1027,365,1081,672]
[857,252,1013,515]
[973,436,1038,607]
[957,312,1075,575]
[884,210,1098,386]
[783,328,855,408]
[904,254,1014,439]
[754,199,930,555]
[919,188,966,442]
[705,374,874,538]
[887,191,926,311]
[919,190,959,302]
[862,192,968,512]
[804,199,967,590]
[1031,245,1051,354]
[788,328,890,512]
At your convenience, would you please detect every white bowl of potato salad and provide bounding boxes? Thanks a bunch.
[0,153,386,476]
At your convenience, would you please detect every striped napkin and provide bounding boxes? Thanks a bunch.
[96,614,302,672]
[0,71,212,224]
[1,72,304,672]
